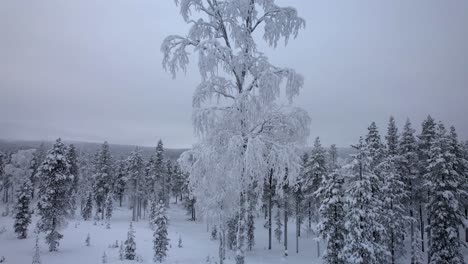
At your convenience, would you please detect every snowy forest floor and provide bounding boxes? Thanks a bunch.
[1,202,467,264]
[0,201,328,264]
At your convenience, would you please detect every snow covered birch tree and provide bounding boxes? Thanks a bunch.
[162,1,310,262]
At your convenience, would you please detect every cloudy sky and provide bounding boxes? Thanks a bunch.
[1,0,467,148]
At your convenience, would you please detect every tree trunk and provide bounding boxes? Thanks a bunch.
[419,204,424,253]
[316,240,320,258]
[284,201,288,257]
[427,215,430,263]
[219,228,225,264]
[308,201,311,232]
[465,206,468,243]
[192,201,196,221]
[235,193,246,264]
[119,195,122,207]
[132,195,137,222]
[268,173,272,250]
[296,200,299,254]
[391,230,395,264]
[410,207,415,263]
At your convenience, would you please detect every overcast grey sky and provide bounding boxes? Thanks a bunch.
[1,0,467,148]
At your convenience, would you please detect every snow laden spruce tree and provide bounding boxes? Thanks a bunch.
[162,1,310,263]
[315,169,345,264]
[36,138,74,251]
[425,123,466,263]
[152,200,169,263]
[13,178,32,239]
[377,156,410,264]
[104,193,113,229]
[124,222,137,260]
[304,137,328,231]
[93,141,114,221]
[343,137,388,263]
[397,118,423,263]
[32,235,41,264]
[65,144,79,217]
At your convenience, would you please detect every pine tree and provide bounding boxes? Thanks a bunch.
[328,144,338,171]
[165,160,173,206]
[14,178,32,239]
[66,144,79,217]
[32,235,41,264]
[386,116,399,156]
[85,233,90,246]
[411,225,424,264]
[292,158,305,253]
[153,140,166,205]
[36,138,73,251]
[342,137,388,263]
[171,164,184,204]
[81,192,93,221]
[124,222,136,260]
[378,156,410,264]
[126,149,144,222]
[366,122,385,170]
[149,195,158,230]
[113,159,127,207]
[93,142,114,220]
[274,209,282,244]
[30,143,47,199]
[315,170,345,264]
[104,193,113,229]
[153,200,169,263]
[426,123,465,263]
[304,137,327,231]
[398,118,423,260]
[102,251,107,263]
[417,115,437,253]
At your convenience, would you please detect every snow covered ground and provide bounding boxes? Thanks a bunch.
[1,202,467,264]
[0,202,325,264]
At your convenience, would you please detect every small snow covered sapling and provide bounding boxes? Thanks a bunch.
[178,235,182,248]
[119,241,124,260]
[32,236,41,264]
[85,233,90,246]
[102,251,107,263]
[211,225,217,240]
[124,222,136,260]
[0,256,5,263]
